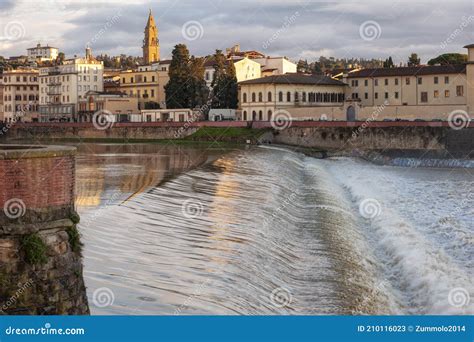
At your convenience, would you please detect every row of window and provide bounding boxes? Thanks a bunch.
[122,75,156,84]
[41,76,70,84]
[127,89,155,98]
[243,91,345,103]
[352,86,464,101]
[3,85,38,91]
[79,75,98,82]
[2,104,38,112]
[350,76,453,87]
[41,95,71,104]
[242,110,273,121]
[4,95,38,101]
[39,106,73,114]
[78,66,99,73]
[2,76,38,83]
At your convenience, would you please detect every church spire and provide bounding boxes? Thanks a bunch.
[143,9,160,64]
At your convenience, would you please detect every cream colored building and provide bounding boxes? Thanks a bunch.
[253,57,297,76]
[27,43,59,62]
[0,68,39,122]
[119,66,169,109]
[239,44,474,122]
[38,48,104,121]
[239,74,347,121]
[205,57,262,88]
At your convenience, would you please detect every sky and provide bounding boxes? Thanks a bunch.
[0,0,473,64]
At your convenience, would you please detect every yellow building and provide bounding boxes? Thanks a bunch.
[119,65,169,109]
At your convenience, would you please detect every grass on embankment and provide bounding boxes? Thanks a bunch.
[6,127,271,146]
[185,127,269,141]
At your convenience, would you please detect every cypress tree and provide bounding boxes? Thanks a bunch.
[165,44,191,108]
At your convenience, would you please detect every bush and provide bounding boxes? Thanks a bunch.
[66,225,83,254]
[20,234,48,265]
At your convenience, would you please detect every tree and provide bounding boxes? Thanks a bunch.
[223,62,238,109]
[56,52,65,64]
[188,56,209,109]
[210,50,226,88]
[427,53,467,66]
[210,50,238,109]
[297,59,310,73]
[407,53,420,66]
[383,56,394,68]
[165,44,191,109]
[311,62,323,75]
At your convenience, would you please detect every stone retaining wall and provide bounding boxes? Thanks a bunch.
[0,145,89,315]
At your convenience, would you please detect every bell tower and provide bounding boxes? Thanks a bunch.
[143,9,160,64]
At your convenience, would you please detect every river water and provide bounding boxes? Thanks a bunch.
[74,143,473,315]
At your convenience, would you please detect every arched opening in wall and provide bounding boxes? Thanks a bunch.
[346,106,356,122]
[252,111,257,121]
[243,93,247,103]
[258,110,263,121]
[268,92,272,102]
[321,132,327,140]
[243,111,247,121]
[268,110,272,121]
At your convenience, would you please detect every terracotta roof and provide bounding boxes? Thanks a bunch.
[239,73,347,86]
[347,64,466,78]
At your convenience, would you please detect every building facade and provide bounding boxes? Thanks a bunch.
[239,44,474,122]
[0,69,39,122]
[143,10,160,64]
[119,66,169,109]
[38,49,104,122]
[253,57,297,76]
[204,57,263,88]
[27,43,59,63]
[77,91,139,122]
[239,74,347,121]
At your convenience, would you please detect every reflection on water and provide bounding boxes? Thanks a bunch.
[73,143,473,315]
[75,143,230,209]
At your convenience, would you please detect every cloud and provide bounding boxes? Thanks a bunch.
[0,0,472,63]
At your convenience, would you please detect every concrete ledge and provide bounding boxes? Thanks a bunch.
[0,144,76,160]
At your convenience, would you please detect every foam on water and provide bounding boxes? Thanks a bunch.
[76,144,473,315]
[321,157,473,314]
